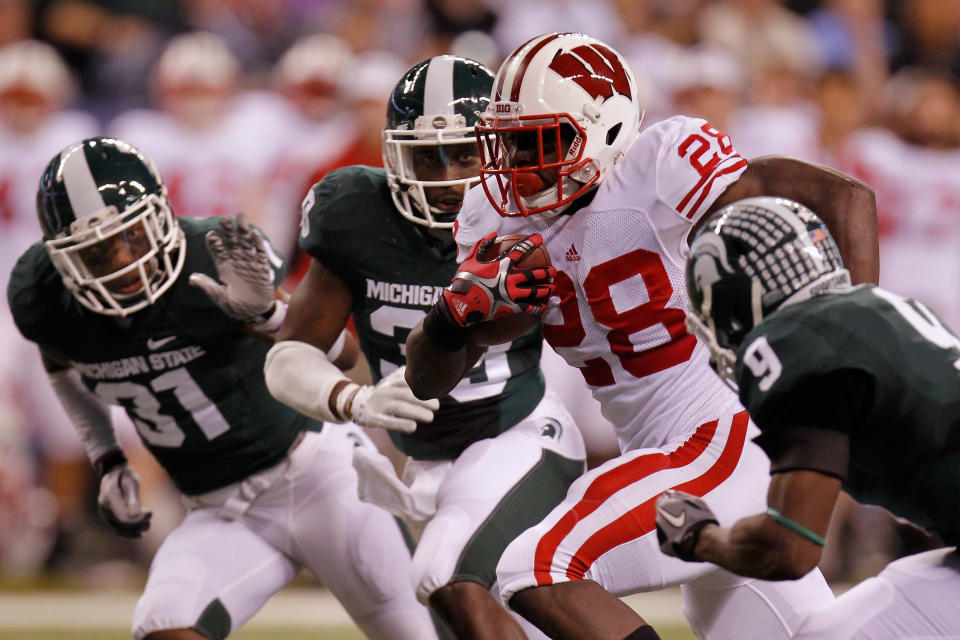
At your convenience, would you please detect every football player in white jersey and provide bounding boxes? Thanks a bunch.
[405,32,879,640]
[839,68,960,329]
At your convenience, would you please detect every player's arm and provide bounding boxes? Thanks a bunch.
[405,318,488,399]
[658,367,866,578]
[655,471,840,580]
[405,232,554,400]
[186,213,360,365]
[265,257,438,433]
[703,156,879,285]
[696,471,840,580]
[41,350,152,537]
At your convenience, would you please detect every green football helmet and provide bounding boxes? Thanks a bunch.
[685,196,851,387]
[37,137,185,316]
[382,55,494,229]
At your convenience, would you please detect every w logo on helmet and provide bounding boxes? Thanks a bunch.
[548,44,632,102]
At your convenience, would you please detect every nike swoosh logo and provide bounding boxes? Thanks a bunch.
[147,336,176,350]
[659,507,686,528]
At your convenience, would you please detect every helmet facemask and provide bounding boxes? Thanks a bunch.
[477,109,597,217]
[383,113,483,229]
[45,193,185,317]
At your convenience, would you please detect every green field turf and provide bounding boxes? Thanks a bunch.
[0,627,698,640]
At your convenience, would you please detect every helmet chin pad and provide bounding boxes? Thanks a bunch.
[514,173,544,197]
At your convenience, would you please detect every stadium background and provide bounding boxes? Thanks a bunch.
[0,0,958,637]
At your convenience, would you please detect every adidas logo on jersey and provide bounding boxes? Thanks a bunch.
[566,244,581,261]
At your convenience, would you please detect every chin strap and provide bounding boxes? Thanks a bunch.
[684,312,739,392]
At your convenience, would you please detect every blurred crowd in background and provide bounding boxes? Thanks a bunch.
[0,0,958,592]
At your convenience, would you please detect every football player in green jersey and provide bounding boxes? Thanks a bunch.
[7,137,440,640]
[250,56,587,639]
[657,196,960,639]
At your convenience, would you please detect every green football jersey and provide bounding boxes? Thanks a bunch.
[737,285,960,541]
[8,216,318,495]
[299,165,545,460]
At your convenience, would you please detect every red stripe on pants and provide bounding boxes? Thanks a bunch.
[533,411,749,585]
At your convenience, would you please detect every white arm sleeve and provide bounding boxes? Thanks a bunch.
[48,368,118,464]
[264,340,357,424]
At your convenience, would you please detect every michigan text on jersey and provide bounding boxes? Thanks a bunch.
[366,279,445,306]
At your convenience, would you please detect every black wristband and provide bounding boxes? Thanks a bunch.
[94,449,127,478]
[678,518,718,561]
[423,301,470,351]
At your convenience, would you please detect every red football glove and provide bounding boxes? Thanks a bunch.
[441,232,556,327]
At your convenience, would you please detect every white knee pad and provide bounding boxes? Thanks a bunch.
[411,509,474,604]
[132,538,295,639]
[495,525,542,607]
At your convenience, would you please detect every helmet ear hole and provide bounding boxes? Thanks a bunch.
[605,123,622,146]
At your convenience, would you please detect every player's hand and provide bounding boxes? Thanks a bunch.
[352,447,436,526]
[655,489,718,561]
[96,451,151,538]
[348,366,440,433]
[189,213,277,325]
[440,231,556,327]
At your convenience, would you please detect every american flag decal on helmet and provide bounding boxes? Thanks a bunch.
[548,44,632,102]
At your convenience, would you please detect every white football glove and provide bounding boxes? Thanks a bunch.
[189,213,277,325]
[352,447,436,526]
[347,366,439,433]
[97,456,151,538]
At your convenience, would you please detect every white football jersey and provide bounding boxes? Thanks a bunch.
[457,116,748,451]
[841,127,960,328]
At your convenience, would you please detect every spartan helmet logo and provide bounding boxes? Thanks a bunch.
[540,418,562,439]
[547,43,632,102]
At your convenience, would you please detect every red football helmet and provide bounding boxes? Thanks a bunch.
[477,32,642,217]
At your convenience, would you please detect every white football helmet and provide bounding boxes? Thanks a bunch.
[152,32,239,128]
[478,32,642,217]
[273,34,354,120]
[0,39,74,132]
